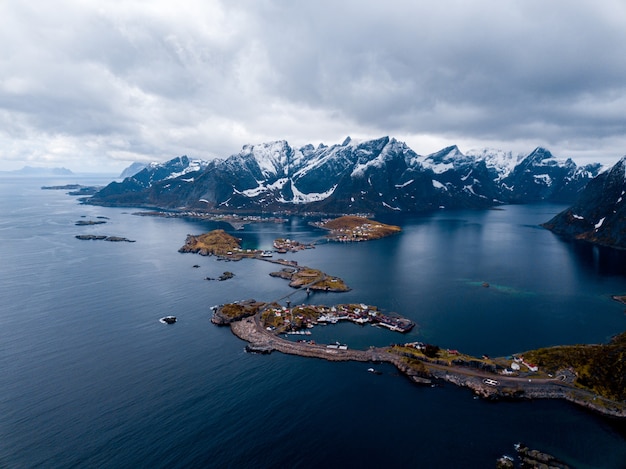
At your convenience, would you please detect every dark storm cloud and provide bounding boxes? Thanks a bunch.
[0,0,625,171]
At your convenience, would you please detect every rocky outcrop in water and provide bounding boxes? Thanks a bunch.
[75,235,135,242]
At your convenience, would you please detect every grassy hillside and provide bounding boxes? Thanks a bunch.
[179,229,241,256]
[524,331,626,401]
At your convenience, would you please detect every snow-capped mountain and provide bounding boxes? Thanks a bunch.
[501,147,603,203]
[542,156,626,249]
[95,156,209,204]
[88,137,601,214]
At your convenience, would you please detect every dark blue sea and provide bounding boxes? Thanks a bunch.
[1,176,625,468]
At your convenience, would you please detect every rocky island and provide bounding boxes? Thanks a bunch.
[75,235,135,242]
[42,184,102,195]
[497,443,570,469]
[269,267,350,292]
[180,229,351,291]
[178,229,242,256]
[75,220,107,226]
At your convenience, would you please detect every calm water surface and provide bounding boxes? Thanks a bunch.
[1,176,625,468]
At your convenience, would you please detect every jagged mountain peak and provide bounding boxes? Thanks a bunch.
[465,148,522,179]
[241,139,290,154]
[430,145,462,158]
[128,154,208,185]
[525,147,555,164]
[612,155,626,173]
[602,155,626,186]
[233,140,293,179]
[418,145,468,174]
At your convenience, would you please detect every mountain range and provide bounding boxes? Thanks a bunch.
[88,136,602,216]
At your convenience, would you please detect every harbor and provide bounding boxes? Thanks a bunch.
[261,302,415,334]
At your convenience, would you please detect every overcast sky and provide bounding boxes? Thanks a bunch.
[1,0,625,172]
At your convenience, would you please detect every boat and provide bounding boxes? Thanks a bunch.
[367,368,382,375]
[159,316,177,324]
[261,250,273,257]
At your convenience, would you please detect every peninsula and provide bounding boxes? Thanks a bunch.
[311,215,401,242]
[213,303,626,418]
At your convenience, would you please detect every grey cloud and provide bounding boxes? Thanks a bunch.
[0,0,625,171]
[250,1,626,136]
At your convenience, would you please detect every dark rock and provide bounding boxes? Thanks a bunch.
[245,344,273,354]
[218,271,234,281]
[75,235,135,242]
[75,220,107,226]
[75,234,107,240]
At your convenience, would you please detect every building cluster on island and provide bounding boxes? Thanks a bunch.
[261,303,415,335]
[310,215,402,242]
[272,238,315,253]
[399,342,540,376]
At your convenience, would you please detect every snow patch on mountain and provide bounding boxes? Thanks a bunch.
[241,141,290,178]
[466,148,521,180]
[382,202,401,211]
[395,179,414,189]
[240,178,288,197]
[533,174,552,186]
[418,146,464,174]
[283,184,338,204]
[168,159,208,179]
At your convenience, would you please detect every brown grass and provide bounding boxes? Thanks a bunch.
[179,229,241,256]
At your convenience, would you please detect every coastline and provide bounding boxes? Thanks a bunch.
[223,311,626,419]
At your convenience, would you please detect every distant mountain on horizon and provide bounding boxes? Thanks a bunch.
[88,136,603,215]
[542,155,626,249]
[119,162,149,179]
[2,166,74,176]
